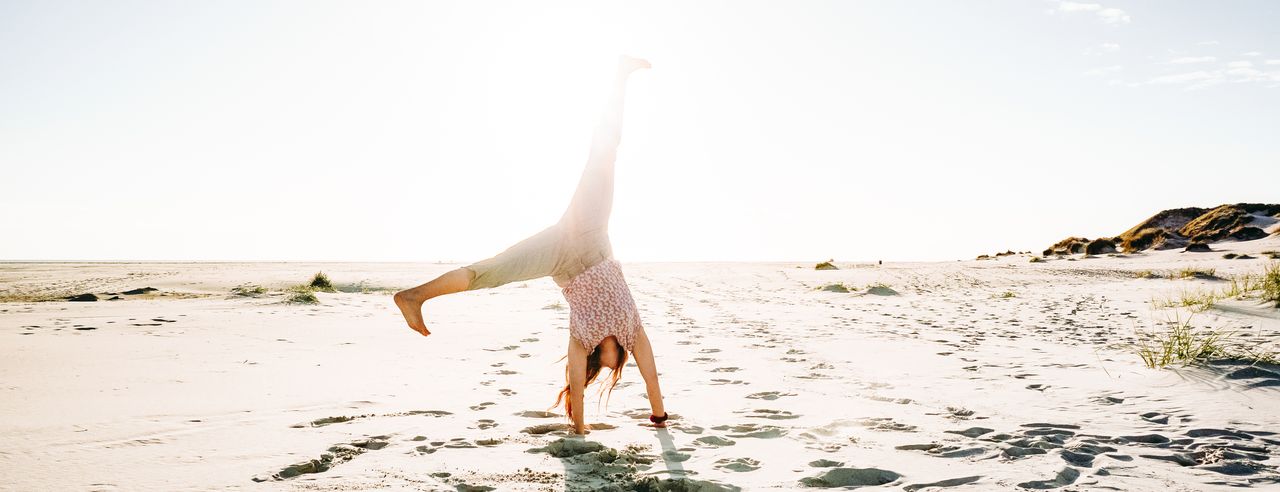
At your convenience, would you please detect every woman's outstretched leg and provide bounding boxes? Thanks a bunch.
[393,268,473,336]
[559,56,650,234]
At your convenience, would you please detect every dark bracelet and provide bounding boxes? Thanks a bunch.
[649,412,669,424]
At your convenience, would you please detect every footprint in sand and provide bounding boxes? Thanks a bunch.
[710,367,741,373]
[298,414,373,428]
[710,378,748,385]
[499,389,517,396]
[902,476,982,491]
[255,436,390,481]
[694,436,736,448]
[476,419,497,430]
[739,409,800,420]
[1139,412,1169,424]
[469,402,495,411]
[746,391,796,401]
[809,459,844,467]
[1016,467,1079,489]
[799,468,901,488]
[867,395,914,404]
[515,410,561,419]
[662,449,693,462]
[714,457,761,472]
[857,418,916,433]
[712,423,788,438]
[444,438,478,449]
[896,442,988,459]
[402,410,452,418]
[670,423,704,435]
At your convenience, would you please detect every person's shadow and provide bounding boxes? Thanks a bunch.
[653,427,688,479]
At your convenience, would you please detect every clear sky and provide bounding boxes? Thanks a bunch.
[2,1,1277,262]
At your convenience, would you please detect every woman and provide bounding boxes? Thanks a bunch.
[393,56,666,434]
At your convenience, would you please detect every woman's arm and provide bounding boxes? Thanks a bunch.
[566,339,590,434]
[630,327,666,423]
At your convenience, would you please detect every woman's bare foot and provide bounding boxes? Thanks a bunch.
[619,55,651,74]
[393,290,430,337]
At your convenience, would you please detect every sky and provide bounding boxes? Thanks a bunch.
[2,0,1278,262]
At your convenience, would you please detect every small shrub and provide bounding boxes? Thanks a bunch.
[286,289,319,305]
[815,260,838,270]
[1223,253,1239,260]
[1029,256,1044,263]
[817,283,851,293]
[309,272,335,292]
[866,283,898,296]
[1135,270,1157,279]
[998,291,1016,298]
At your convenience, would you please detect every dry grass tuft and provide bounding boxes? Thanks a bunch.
[1135,315,1230,368]
[231,284,267,297]
[286,287,319,305]
[816,283,852,293]
[1264,262,1280,308]
[309,272,335,292]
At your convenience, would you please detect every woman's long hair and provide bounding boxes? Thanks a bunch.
[554,341,628,421]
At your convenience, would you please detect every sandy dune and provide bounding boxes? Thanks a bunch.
[3,241,1280,490]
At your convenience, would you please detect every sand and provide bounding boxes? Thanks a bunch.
[3,240,1280,490]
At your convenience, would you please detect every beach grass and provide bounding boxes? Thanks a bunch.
[286,286,319,305]
[1175,267,1217,280]
[1135,315,1279,369]
[1135,315,1229,368]
[816,282,852,293]
[865,283,898,295]
[230,284,267,297]
[1135,270,1157,279]
[1150,262,1280,312]
[309,272,336,292]
[1264,262,1280,308]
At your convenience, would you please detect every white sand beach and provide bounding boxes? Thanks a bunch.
[3,237,1279,491]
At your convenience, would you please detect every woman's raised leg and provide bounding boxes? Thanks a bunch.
[559,56,650,235]
[393,268,474,337]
